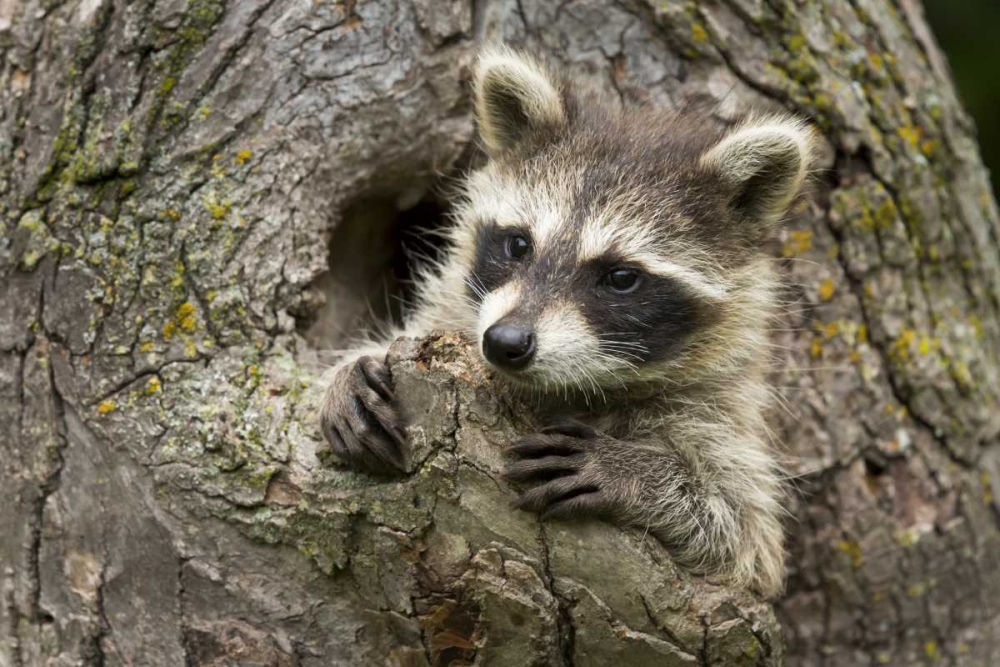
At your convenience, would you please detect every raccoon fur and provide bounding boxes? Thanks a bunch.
[320,46,815,598]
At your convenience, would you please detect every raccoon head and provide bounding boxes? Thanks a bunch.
[455,46,814,393]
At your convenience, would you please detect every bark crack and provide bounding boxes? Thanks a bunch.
[538,524,575,667]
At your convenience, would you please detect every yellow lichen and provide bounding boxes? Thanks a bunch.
[691,23,708,43]
[874,200,897,230]
[235,149,253,165]
[144,377,162,396]
[205,194,231,220]
[139,341,154,353]
[171,260,185,289]
[950,360,972,389]
[918,336,932,356]
[897,125,922,149]
[96,400,117,415]
[211,159,227,179]
[980,470,994,505]
[813,320,840,341]
[856,323,868,345]
[818,278,836,302]
[837,540,864,569]
[176,301,198,332]
[890,329,917,361]
[969,315,984,340]
[896,528,920,548]
[924,641,939,661]
[782,229,813,257]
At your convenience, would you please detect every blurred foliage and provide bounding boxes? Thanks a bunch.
[925,0,1000,195]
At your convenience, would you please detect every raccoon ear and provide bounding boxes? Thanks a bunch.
[701,116,814,225]
[473,46,566,156]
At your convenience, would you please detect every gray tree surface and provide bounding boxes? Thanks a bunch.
[2,1,999,665]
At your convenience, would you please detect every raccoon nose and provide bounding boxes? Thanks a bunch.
[483,323,535,370]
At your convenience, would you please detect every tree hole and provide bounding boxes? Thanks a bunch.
[298,190,452,356]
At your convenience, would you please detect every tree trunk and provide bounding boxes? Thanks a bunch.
[2,0,998,665]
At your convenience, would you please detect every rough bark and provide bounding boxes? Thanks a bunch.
[1,0,998,666]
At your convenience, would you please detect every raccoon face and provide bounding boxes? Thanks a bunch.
[460,47,814,391]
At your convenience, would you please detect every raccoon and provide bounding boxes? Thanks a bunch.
[320,46,814,597]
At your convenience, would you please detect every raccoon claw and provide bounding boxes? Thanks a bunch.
[511,474,611,520]
[320,356,408,475]
[503,431,611,520]
[539,418,599,440]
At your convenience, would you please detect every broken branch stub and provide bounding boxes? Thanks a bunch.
[326,332,785,665]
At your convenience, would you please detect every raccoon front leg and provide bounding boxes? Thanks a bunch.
[320,354,409,475]
[502,421,784,596]
[317,271,469,475]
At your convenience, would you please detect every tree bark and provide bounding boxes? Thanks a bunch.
[2,0,998,666]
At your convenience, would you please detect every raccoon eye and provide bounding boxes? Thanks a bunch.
[603,268,642,293]
[505,234,532,260]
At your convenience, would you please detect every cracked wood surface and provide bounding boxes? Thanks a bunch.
[1,0,999,665]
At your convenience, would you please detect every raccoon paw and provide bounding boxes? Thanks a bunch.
[320,356,408,475]
[502,423,613,520]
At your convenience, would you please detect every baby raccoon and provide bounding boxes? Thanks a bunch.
[320,46,814,597]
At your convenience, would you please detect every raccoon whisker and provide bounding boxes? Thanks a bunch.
[601,357,640,376]
[472,273,490,297]
[596,338,650,351]
[596,335,648,346]
[602,350,647,361]
[559,353,604,404]
[603,351,645,362]
[434,286,483,310]
[601,344,644,362]
[586,364,608,403]
[625,315,653,328]
[596,344,648,364]
[409,226,455,241]
[568,356,597,403]
[463,274,489,301]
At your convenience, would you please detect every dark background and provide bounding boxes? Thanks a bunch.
[925,0,1000,194]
